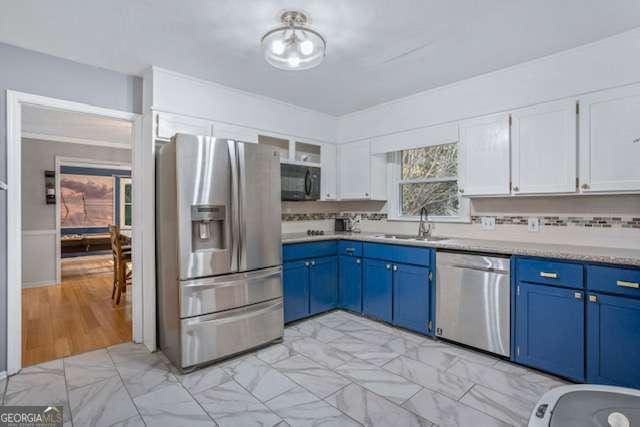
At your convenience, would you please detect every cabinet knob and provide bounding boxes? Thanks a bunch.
[581,183,590,190]
[356,259,361,264]
[633,137,640,144]
[311,260,316,266]
[305,261,310,267]
[512,185,520,192]
[365,192,369,197]
[458,188,464,194]
[588,295,598,303]
[393,265,398,271]
[326,193,331,197]
[574,292,583,300]
[386,264,391,269]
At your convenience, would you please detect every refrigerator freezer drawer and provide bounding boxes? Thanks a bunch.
[180,266,282,318]
[180,298,284,368]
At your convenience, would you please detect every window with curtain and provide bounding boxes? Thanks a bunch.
[389,143,469,221]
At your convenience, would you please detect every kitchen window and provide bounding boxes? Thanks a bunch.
[388,143,469,222]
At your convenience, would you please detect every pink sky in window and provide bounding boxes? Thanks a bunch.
[60,174,114,228]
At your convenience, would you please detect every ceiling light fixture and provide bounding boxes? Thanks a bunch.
[261,10,326,71]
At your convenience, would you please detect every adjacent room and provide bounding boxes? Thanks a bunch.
[20,105,135,366]
[1,1,640,426]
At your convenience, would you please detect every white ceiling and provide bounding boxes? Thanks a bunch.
[2,0,640,116]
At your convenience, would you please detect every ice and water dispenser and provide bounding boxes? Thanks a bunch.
[190,205,226,251]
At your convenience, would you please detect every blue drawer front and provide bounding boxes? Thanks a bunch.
[363,242,431,267]
[517,257,583,289]
[587,265,640,298]
[338,240,363,257]
[283,241,338,262]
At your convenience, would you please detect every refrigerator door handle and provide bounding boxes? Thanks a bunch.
[237,142,248,270]
[228,140,240,271]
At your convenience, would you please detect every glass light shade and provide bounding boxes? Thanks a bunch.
[261,26,326,70]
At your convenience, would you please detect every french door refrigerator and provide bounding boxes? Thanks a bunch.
[156,134,283,370]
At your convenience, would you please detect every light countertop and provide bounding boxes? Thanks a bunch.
[282,232,640,267]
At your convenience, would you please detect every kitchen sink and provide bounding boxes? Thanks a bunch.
[373,234,448,242]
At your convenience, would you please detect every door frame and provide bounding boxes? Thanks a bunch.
[6,90,149,375]
[55,157,132,284]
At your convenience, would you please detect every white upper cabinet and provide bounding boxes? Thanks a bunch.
[212,122,258,143]
[156,112,212,140]
[338,140,386,200]
[321,143,337,200]
[579,84,640,193]
[511,99,577,195]
[459,113,511,196]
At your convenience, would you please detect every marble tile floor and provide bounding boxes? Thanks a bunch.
[0,310,568,426]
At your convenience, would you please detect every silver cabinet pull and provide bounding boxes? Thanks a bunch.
[633,137,640,144]
[581,183,590,190]
[386,264,391,270]
[574,292,583,300]
[305,261,310,267]
[311,260,316,266]
[345,248,355,253]
[393,265,398,271]
[356,259,361,264]
[540,272,558,279]
[0,181,7,191]
[458,188,464,194]
[617,280,639,289]
[512,185,520,192]
[589,295,598,303]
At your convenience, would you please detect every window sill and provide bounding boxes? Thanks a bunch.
[386,215,472,224]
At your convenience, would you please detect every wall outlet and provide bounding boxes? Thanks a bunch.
[528,217,541,232]
[480,216,496,230]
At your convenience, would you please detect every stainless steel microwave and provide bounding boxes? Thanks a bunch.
[281,163,321,201]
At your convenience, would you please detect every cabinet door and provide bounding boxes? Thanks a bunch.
[338,141,371,200]
[321,143,338,200]
[515,282,585,381]
[363,259,393,322]
[459,113,510,196]
[309,256,338,315]
[156,112,212,140]
[283,260,309,323]
[579,84,640,192]
[338,255,362,313]
[587,293,640,388]
[393,264,430,334]
[511,99,577,194]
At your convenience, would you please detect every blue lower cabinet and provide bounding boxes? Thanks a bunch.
[393,264,430,334]
[587,293,640,388]
[283,260,310,323]
[310,256,338,315]
[363,259,393,322]
[338,255,362,313]
[515,282,585,381]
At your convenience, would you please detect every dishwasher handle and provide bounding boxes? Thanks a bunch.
[448,264,510,274]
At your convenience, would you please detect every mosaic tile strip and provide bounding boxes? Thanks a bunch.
[282,212,388,222]
[470,215,640,229]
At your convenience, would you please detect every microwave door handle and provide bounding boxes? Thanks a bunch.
[304,169,312,196]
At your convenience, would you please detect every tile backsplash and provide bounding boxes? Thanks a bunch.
[281,195,640,249]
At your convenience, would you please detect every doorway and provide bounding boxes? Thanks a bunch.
[6,92,145,373]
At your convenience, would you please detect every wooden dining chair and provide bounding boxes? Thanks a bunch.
[109,224,131,304]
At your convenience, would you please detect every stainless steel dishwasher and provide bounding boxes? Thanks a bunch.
[436,251,511,356]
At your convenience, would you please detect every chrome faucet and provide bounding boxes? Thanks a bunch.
[417,206,432,238]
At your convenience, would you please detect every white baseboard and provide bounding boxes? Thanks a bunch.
[22,281,58,289]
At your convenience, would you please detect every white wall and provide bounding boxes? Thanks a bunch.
[146,67,338,143]
[337,28,640,143]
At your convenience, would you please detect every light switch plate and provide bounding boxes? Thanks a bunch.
[528,217,541,232]
[481,216,496,230]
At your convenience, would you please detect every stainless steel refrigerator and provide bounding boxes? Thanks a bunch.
[156,134,283,370]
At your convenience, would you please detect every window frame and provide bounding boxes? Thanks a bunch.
[119,177,133,229]
[386,146,470,223]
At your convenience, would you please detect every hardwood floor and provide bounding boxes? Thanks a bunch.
[22,266,132,367]
[61,255,114,278]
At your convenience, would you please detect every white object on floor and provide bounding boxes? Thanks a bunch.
[528,384,640,427]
